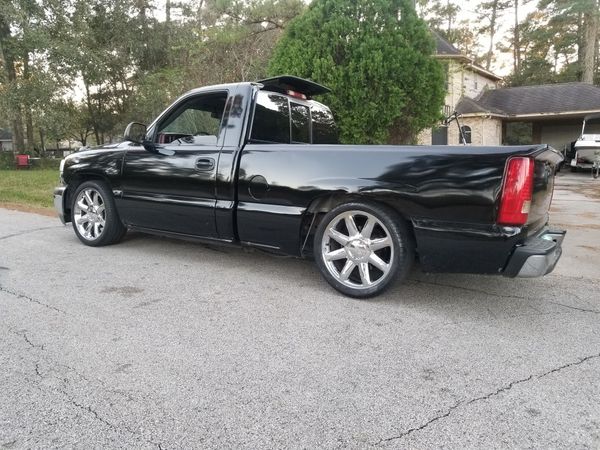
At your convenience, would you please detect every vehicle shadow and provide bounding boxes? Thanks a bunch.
[115,231,588,325]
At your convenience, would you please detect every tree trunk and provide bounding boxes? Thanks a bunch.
[577,11,584,64]
[39,129,46,154]
[387,119,415,145]
[23,56,35,154]
[582,6,599,83]
[11,116,25,154]
[85,82,101,145]
[513,0,520,73]
[486,0,499,70]
[25,109,35,154]
[0,18,26,154]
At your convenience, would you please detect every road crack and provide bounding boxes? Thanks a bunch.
[55,386,162,447]
[0,226,61,241]
[549,301,600,314]
[411,279,600,316]
[9,328,46,351]
[0,286,66,314]
[377,352,600,445]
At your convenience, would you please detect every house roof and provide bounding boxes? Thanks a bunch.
[0,129,12,141]
[457,82,600,118]
[433,31,461,56]
[432,32,502,81]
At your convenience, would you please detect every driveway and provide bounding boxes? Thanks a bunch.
[1,172,599,449]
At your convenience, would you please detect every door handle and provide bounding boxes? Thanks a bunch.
[195,157,215,171]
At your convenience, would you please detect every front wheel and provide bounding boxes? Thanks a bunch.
[314,202,414,298]
[71,180,126,246]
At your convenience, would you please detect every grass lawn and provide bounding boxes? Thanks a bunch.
[0,169,58,209]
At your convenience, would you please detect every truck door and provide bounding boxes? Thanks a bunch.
[119,91,228,238]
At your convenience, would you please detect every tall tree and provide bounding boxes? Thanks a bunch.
[0,0,71,154]
[269,0,445,144]
[417,0,461,34]
[513,0,520,72]
[581,0,600,83]
[477,0,511,70]
[532,0,600,83]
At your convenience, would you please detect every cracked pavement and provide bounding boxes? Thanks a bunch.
[1,172,599,449]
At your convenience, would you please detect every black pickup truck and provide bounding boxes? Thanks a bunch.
[54,76,565,297]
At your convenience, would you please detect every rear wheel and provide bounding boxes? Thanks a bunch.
[71,180,126,246]
[314,202,413,298]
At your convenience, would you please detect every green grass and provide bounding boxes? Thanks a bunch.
[0,169,59,209]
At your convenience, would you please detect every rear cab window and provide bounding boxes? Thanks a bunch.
[250,90,338,145]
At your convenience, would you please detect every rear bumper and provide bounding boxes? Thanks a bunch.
[503,228,566,278]
[54,186,68,224]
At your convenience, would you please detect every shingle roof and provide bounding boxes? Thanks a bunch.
[433,31,461,56]
[457,82,600,116]
[0,129,12,141]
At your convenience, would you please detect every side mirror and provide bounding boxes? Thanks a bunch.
[123,122,147,144]
[123,121,175,156]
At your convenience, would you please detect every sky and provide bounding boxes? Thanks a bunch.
[448,0,539,76]
[157,0,540,77]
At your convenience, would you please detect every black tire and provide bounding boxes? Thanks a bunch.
[313,201,414,298]
[571,166,578,173]
[71,180,126,247]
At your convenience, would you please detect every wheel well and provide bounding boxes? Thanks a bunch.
[299,193,416,257]
[64,174,112,218]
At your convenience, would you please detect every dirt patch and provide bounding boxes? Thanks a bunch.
[577,245,600,253]
[581,185,600,200]
[0,202,55,217]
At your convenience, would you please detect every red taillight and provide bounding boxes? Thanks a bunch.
[497,157,535,226]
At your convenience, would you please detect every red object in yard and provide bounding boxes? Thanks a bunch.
[15,154,31,169]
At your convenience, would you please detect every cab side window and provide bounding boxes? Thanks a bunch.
[250,92,290,143]
[311,104,338,144]
[250,91,339,145]
[156,92,228,145]
[291,103,310,143]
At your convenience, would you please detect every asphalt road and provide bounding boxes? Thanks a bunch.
[1,172,599,449]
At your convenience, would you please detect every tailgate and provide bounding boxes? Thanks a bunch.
[527,145,563,233]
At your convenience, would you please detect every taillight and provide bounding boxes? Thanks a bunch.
[497,157,535,226]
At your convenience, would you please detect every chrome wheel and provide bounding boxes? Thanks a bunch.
[73,188,106,241]
[321,210,394,290]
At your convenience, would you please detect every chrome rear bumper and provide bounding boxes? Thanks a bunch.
[503,228,566,278]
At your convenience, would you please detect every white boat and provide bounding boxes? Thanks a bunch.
[572,113,600,171]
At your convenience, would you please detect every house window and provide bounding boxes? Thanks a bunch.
[459,125,472,144]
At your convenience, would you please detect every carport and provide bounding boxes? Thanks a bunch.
[456,82,600,150]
